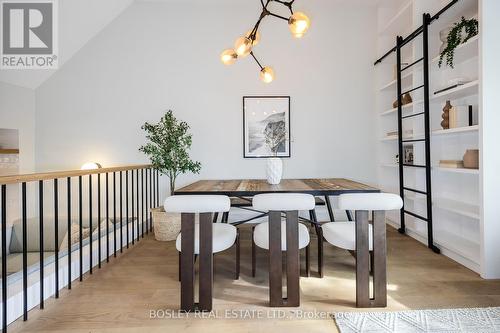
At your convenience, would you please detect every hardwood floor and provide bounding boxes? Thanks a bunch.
[8,225,500,333]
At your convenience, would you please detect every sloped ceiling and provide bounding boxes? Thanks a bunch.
[0,0,134,89]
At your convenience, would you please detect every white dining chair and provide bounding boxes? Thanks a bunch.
[165,195,239,312]
[251,193,315,307]
[321,193,403,307]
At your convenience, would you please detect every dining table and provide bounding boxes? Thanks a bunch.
[174,178,385,308]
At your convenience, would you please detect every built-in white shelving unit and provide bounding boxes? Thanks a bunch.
[376,0,481,274]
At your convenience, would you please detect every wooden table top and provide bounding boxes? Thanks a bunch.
[174,178,379,196]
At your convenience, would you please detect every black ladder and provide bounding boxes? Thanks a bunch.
[395,13,440,254]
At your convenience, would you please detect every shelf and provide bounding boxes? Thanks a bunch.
[379,72,413,91]
[380,136,398,142]
[433,166,479,175]
[379,0,413,37]
[434,198,480,220]
[380,134,425,142]
[405,194,479,220]
[432,125,479,136]
[431,80,479,103]
[432,35,479,66]
[0,149,19,154]
[434,230,480,264]
[380,103,414,116]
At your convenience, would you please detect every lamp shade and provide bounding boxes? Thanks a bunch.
[234,37,253,57]
[288,12,310,38]
[221,49,238,65]
[81,162,102,170]
[259,67,274,83]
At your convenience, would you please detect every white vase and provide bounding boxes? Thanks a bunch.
[266,157,283,185]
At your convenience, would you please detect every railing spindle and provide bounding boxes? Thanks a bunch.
[98,174,101,268]
[22,182,27,321]
[38,180,44,309]
[79,176,83,281]
[105,173,110,262]
[2,184,8,332]
[145,169,148,235]
[67,177,71,289]
[136,170,139,242]
[54,179,59,298]
[131,170,135,245]
[113,172,117,257]
[141,169,144,238]
[89,175,93,274]
[126,171,129,248]
[119,171,123,252]
[149,168,152,232]
[97,173,102,268]
[156,170,159,207]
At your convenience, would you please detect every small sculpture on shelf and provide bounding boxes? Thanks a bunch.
[441,100,452,129]
[463,149,479,169]
[392,93,413,109]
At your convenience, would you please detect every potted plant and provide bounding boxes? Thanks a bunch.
[439,17,478,68]
[139,110,201,241]
[264,119,287,184]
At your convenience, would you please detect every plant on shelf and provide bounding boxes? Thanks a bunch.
[139,110,201,196]
[439,17,478,68]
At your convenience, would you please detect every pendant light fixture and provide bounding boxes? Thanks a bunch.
[220,0,310,83]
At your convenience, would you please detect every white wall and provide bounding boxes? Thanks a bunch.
[0,82,35,173]
[479,0,500,279]
[0,82,36,250]
[35,0,379,199]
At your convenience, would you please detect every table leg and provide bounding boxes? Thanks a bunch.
[268,211,283,307]
[199,212,213,311]
[180,213,195,311]
[373,210,387,307]
[285,211,300,306]
[355,210,370,307]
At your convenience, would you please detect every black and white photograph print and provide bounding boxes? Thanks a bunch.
[243,96,291,158]
[403,144,414,165]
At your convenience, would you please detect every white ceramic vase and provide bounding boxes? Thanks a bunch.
[266,157,283,185]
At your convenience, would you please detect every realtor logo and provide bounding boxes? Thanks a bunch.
[1,0,58,69]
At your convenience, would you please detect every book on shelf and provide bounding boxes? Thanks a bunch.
[386,129,413,137]
[439,160,464,168]
[449,105,477,128]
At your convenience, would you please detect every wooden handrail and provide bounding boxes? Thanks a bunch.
[0,164,152,185]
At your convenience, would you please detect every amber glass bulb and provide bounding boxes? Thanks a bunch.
[220,49,237,65]
[288,12,310,38]
[259,67,274,83]
[246,30,261,46]
[234,36,253,57]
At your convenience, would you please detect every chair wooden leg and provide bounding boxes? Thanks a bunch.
[252,226,256,277]
[235,229,240,280]
[305,245,310,277]
[310,210,323,278]
[369,251,374,275]
[212,212,219,223]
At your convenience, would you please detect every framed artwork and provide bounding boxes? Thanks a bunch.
[243,96,291,158]
[403,144,414,165]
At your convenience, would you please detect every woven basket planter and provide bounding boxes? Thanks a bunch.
[151,207,181,241]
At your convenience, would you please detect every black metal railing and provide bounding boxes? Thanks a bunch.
[0,165,160,332]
